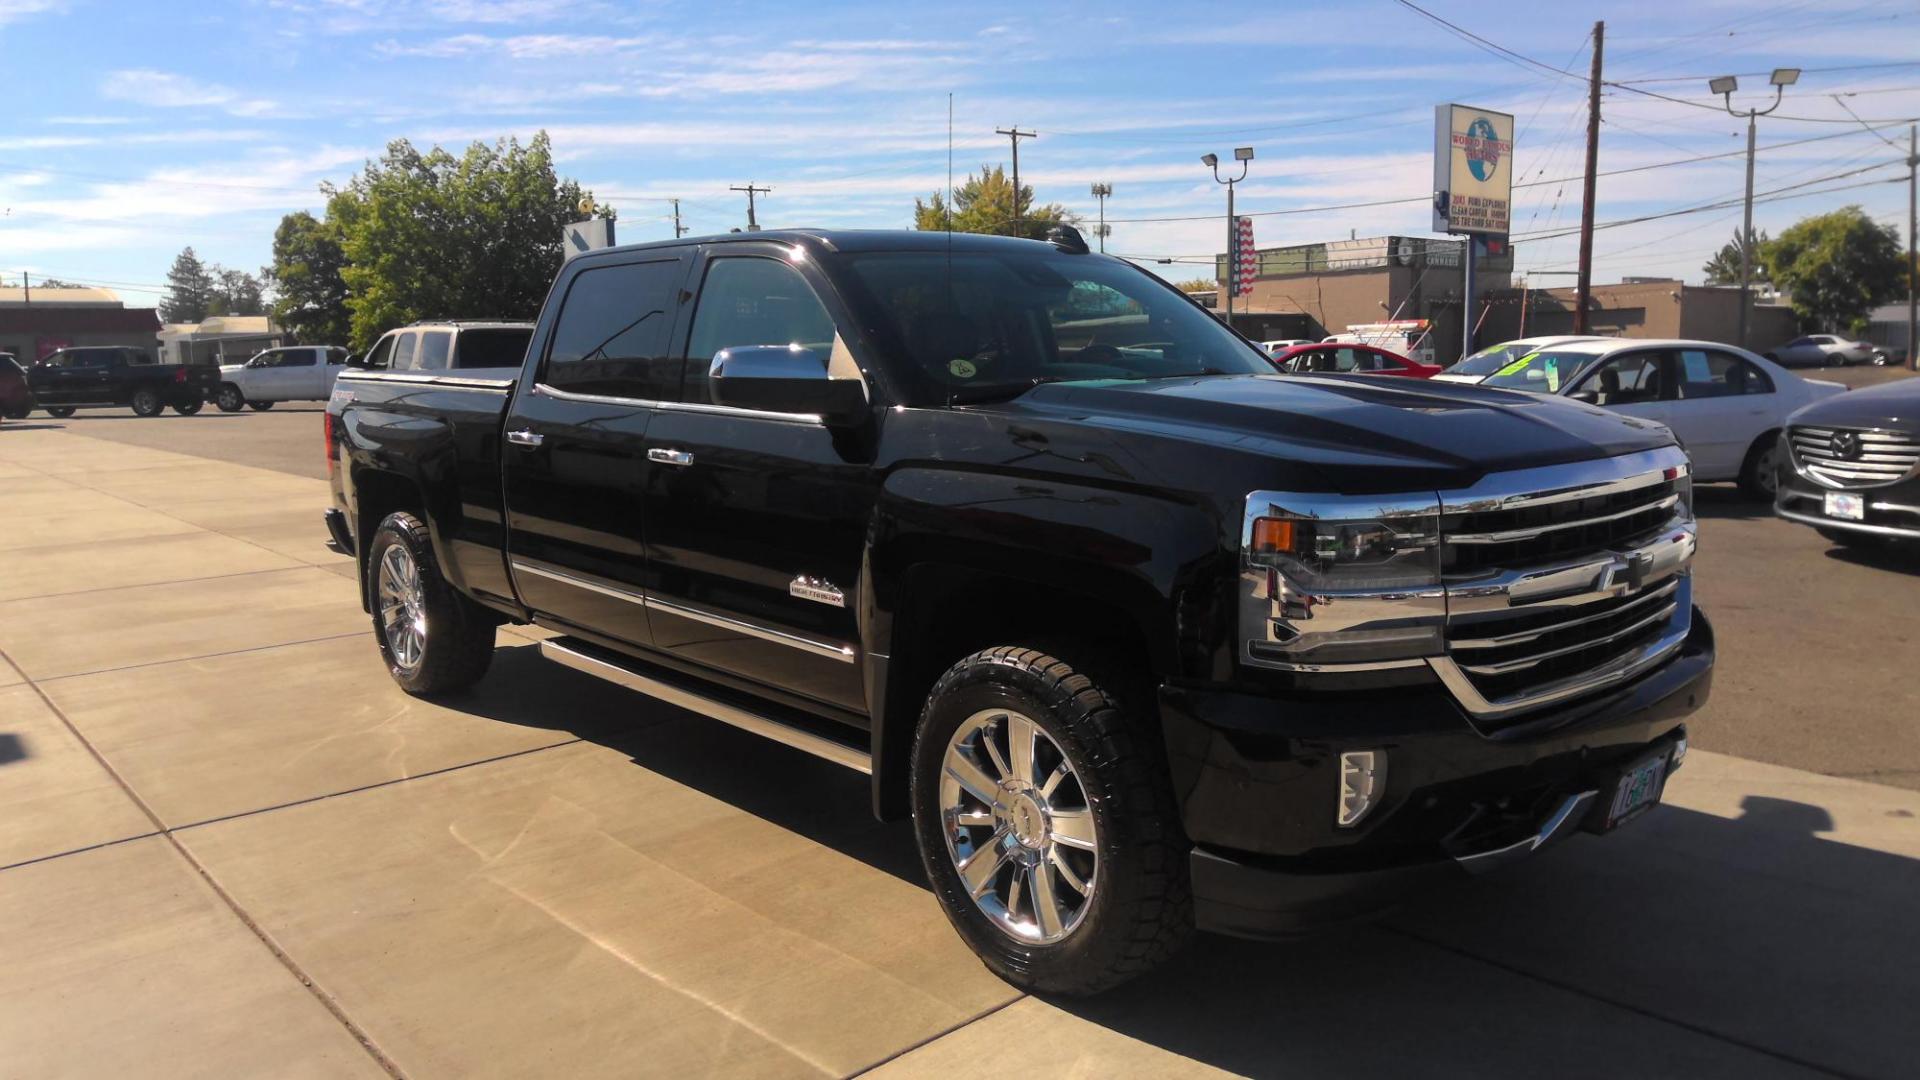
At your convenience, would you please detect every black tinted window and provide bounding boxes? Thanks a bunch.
[451,328,531,369]
[544,258,683,399]
[1677,349,1772,398]
[1581,352,1668,405]
[280,349,316,368]
[683,258,835,404]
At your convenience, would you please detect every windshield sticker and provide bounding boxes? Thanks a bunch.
[1495,353,1538,377]
[948,358,977,379]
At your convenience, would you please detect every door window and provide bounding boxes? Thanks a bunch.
[363,335,395,370]
[1354,348,1394,372]
[417,331,452,371]
[391,332,418,371]
[1676,349,1772,398]
[543,258,685,400]
[1580,352,1668,406]
[682,257,836,404]
[278,349,316,367]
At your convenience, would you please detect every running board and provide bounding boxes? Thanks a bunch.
[538,638,872,774]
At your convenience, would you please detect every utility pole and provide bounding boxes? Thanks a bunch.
[1907,124,1916,371]
[672,198,688,238]
[21,272,28,305]
[729,183,770,232]
[995,126,1037,234]
[1574,20,1603,335]
[1090,182,1112,252]
[1710,67,1800,348]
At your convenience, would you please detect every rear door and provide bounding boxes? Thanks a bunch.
[640,243,870,711]
[502,250,692,647]
[1665,347,1776,479]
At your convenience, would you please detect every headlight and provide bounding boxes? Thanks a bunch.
[1241,491,1445,670]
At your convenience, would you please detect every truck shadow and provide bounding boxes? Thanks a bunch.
[1821,541,1920,578]
[461,644,1919,1078]
[1691,485,1773,521]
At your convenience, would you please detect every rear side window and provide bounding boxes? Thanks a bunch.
[417,332,452,371]
[451,328,531,369]
[1677,349,1772,398]
[682,257,835,404]
[391,333,418,371]
[543,258,684,400]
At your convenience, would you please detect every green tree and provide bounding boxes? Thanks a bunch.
[1702,228,1769,287]
[268,210,350,344]
[913,164,1077,240]
[161,247,214,323]
[330,133,591,348]
[1170,277,1218,293]
[207,268,267,317]
[1762,206,1905,333]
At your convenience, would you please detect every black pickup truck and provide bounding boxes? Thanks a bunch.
[325,228,1713,994]
[29,346,219,417]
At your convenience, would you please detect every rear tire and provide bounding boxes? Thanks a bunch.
[215,384,246,412]
[130,389,163,417]
[45,406,75,418]
[1738,432,1782,500]
[173,399,203,415]
[910,646,1191,996]
[365,511,495,695]
[248,400,274,411]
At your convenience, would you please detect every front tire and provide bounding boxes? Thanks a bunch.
[910,646,1191,995]
[365,511,495,695]
[248,400,274,411]
[215,384,246,412]
[173,399,203,415]
[130,389,163,417]
[45,406,75,418]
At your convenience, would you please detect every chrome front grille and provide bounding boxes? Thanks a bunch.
[1789,426,1920,489]
[1432,448,1696,727]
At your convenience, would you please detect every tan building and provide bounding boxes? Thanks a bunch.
[157,315,284,365]
[1479,280,1800,354]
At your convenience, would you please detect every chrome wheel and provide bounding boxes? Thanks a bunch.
[377,543,427,674]
[939,708,1098,945]
[1755,442,1781,496]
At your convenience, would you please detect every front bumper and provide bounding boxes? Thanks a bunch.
[1162,609,1713,938]
[1775,470,1920,542]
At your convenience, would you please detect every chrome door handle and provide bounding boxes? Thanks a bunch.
[648,448,694,467]
[506,429,545,448]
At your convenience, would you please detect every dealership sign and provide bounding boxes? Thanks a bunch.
[1432,104,1514,236]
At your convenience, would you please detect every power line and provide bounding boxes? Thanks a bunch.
[1514,169,1905,243]
[1610,60,1920,86]
[1390,0,1582,82]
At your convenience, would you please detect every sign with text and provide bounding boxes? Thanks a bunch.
[1432,104,1514,236]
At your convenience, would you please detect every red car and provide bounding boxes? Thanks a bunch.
[1270,342,1441,379]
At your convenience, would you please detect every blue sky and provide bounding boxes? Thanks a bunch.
[2,0,1916,309]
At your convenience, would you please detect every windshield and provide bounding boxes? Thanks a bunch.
[1450,340,1559,376]
[1477,349,1598,393]
[837,249,1271,405]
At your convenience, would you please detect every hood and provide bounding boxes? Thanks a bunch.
[1430,372,1486,385]
[219,363,246,376]
[1788,376,1920,432]
[1007,373,1676,490]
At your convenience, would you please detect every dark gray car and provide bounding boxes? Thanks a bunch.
[1775,376,1920,548]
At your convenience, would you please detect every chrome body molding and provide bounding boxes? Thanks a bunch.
[1453,791,1597,874]
[509,559,857,663]
[539,639,870,774]
[532,382,823,425]
[1787,425,1920,490]
[1776,505,1920,540]
[1436,447,1690,516]
[337,371,515,392]
[1429,597,1693,723]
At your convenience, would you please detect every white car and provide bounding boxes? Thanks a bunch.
[1432,335,1608,385]
[358,321,536,374]
[1260,338,1315,356]
[1764,334,1877,368]
[213,345,351,412]
[1472,338,1845,497]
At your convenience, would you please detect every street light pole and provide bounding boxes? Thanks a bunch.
[1711,68,1798,349]
[1204,148,1254,325]
[1090,182,1112,253]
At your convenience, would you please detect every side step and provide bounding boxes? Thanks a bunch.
[538,638,872,774]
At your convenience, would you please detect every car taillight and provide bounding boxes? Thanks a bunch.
[323,411,338,475]
[173,367,188,383]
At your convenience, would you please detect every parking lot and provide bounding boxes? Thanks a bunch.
[3,391,1918,1077]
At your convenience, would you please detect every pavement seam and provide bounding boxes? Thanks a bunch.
[841,995,1028,1078]
[0,563,303,603]
[1384,925,1863,1080]
[31,628,370,683]
[0,641,409,1080]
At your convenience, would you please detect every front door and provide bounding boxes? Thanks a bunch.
[501,250,691,647]
[641,245,873,712]
[1665,347,1776,479]
[1570,349,1675,432]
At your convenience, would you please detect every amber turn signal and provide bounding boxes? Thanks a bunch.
[1251,517,1294,554]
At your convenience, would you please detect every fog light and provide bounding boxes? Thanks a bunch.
[1338,750,1385,827]
[1670,735,1688,771]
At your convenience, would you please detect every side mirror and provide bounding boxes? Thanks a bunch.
[709,345,867,426]
[1568,389,1600,404]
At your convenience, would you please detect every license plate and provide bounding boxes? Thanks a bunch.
[1601,753,1669,832]
[1825,492,1865,521]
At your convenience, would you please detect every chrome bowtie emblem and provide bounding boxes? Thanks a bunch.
[1831,431,1862,461]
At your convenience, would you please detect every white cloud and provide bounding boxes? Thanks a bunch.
[44,114,131,125]
[376,32,654,58]
[0,0,62,27]
[99,69,278,117]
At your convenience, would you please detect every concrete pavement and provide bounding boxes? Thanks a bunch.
[2,423,1917,1078]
